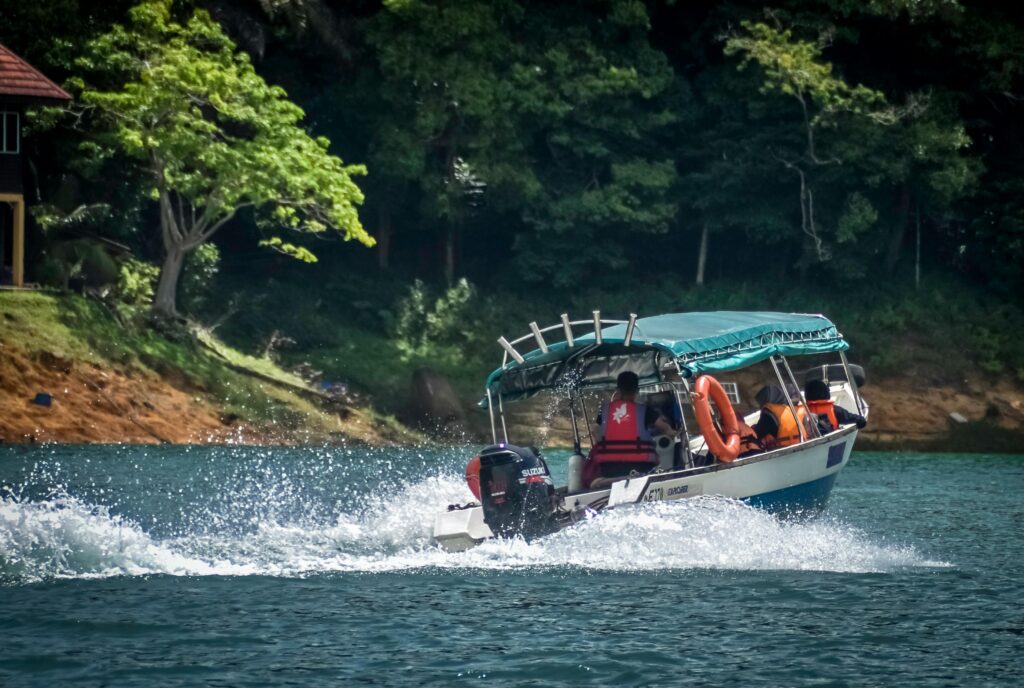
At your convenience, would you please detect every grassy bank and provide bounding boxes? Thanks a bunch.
[0,291,420,444]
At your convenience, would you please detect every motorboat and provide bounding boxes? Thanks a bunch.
[433,311,868,551]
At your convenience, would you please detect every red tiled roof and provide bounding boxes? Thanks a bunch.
[0,42,71,102]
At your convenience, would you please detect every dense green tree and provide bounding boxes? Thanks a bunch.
[71,0,372,314]
[674,17,973,282]
[364,0,679,286]
[7,0,1024,306]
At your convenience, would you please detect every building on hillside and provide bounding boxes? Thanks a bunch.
[0,43,71,287]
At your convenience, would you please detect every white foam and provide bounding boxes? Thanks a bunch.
[1,477,947,584]
[452,498,945,573]
[0,494,253,582]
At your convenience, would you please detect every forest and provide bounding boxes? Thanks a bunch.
[2,0,1023,403]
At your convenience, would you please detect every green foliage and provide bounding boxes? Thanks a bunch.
[7,0,1024,401]
[32,203,113,235]
[711,19,981,278]
[81,245,120,287]
[35,255,70,289]
[41,240,120,288]
[836,193,878,243]
[180,243,220,313]
[115,258,160,305]
[366,0,679,283]
[726,22,887,124]
[258,237,318,263]
[72,0,373,312]
[394,278,475,362]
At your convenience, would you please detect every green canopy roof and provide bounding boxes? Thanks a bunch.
[483,311,848,406]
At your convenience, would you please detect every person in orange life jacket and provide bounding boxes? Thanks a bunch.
[750,384,813,449]
[804,379,867,433]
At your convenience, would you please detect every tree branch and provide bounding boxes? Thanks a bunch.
[187,202,253,248]
[151,152,184,246]
[772,149,825,261]
[175,190,188,235]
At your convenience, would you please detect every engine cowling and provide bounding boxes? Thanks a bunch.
[478,444,556,540]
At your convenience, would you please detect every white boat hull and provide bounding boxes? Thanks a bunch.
[433,425,858,552]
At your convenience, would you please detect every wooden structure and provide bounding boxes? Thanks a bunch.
[0,43,70,286]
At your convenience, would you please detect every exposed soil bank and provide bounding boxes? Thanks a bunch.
[0,292,421,446]
[0,342,423,446]
[0,346,242,444]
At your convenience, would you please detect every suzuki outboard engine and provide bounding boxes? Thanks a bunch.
[478,444,557,540]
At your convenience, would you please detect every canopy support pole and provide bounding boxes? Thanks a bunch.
[592,311,602,344]
[578,392,595,449]
[497,392,509,443]
[839,350,865,416]
[678,376,695,469]
[770,356,806,442]
[486,388,498,444]
[673,363,695,468]
[780,355,820,437]
[568,392,582,454]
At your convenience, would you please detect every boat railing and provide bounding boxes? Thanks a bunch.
[496,311,637,368]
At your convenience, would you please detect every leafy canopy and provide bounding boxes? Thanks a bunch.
[74,0,372,261]
[367,0,679,283]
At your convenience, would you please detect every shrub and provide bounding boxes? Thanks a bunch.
[181,243,220,313]
[394,278,475,362]
[80,243,119,287]
[115,258,160,305]
[35,254,69,288]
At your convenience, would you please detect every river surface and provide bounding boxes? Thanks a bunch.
[1,445,1022,686]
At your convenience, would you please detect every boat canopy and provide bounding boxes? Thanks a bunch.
[482,311,848,407]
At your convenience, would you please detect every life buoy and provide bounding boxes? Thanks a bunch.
[466,455,481,500]
[693,375,741,462]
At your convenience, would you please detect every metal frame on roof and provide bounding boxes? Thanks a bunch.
[482,311,848,408]
[673,325,842,368]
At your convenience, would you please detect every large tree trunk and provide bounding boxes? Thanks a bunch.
[885,185,912,276]
[153,245,186,316]
[377,205,392,270]
[695,223,709,287]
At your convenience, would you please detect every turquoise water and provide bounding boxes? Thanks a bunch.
[1,445,1022,686]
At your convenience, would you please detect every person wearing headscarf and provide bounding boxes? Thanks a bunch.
[751,384,813,449]
[804,379,867,432]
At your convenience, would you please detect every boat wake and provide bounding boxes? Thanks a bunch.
[1,473,947,584]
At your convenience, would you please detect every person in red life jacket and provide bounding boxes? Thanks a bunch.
[804,379,867,433]
[582,372,675,488]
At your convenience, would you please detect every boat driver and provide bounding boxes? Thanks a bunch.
[582,372,676,488]
[594,372,676,439]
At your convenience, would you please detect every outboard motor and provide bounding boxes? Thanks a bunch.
[478,444,557,540]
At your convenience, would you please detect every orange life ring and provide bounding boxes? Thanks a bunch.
[465,455,481,500]
[693,375,741,462]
